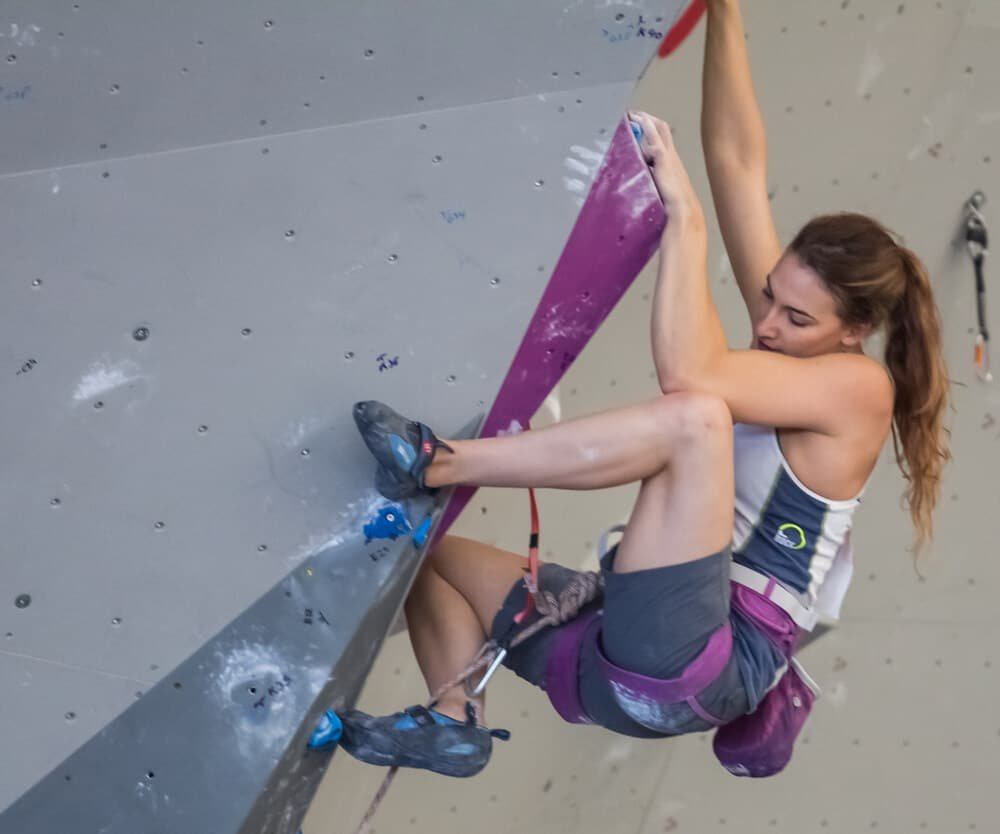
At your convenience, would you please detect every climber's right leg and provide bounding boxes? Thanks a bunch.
[337,536,524,778]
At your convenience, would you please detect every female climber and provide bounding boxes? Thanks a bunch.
[336,0,951,778]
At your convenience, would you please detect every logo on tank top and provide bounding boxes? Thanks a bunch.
[774,523,807,550]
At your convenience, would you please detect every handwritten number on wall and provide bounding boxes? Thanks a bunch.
[602,15,664,43]
[252,673,294,710]
[15,359,37,376]
[303,608,330,626]
[368,545,391,563]
[377,353,399,372]
[0,84,31,102]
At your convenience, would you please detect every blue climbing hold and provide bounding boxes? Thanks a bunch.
[412,514,433,548]
[629,119,643,143]
[363,503,413,544]
[308,709,343,750]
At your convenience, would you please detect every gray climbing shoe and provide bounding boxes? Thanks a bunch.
[338,703,509,778]
[352,400,454,500]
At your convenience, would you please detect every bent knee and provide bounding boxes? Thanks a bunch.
[658,392,733,443]
[426,533,464,567]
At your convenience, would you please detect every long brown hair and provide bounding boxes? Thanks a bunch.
[788,213,951,554]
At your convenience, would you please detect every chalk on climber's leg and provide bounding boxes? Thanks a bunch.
[307,710,343,750]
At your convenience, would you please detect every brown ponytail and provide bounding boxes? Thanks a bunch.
[884,247,952,552]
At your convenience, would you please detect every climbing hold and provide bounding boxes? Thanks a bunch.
[307,709,343,750]
[412,515,433,548]
[363,504,413,544]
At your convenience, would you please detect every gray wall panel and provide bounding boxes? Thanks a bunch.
[2,86,633,687]
[1,487,442,833]
[0,2,680,177]
[0,0,684,826]
[1,653,148,809]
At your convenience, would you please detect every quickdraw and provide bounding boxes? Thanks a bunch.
[964,191,991,382]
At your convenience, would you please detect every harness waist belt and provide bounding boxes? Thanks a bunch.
[730,563,818,632]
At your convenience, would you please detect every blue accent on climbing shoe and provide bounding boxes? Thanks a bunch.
[363,504,413,543]
[307,710,343,750]
[392,709,463,731]
[389,433,418,470]
[630,119,643,143]
[412,514,433,548]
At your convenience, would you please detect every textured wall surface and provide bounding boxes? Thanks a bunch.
[0,1,684,831]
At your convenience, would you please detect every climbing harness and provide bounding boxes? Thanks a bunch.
[965,191,991,382]
[343,480,825,828]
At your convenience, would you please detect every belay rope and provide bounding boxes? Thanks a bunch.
[350,486,605,834]
[965,190,991,382]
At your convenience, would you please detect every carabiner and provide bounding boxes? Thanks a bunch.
[465,646,507,698]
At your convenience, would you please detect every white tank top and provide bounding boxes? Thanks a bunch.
[731,422,864,621]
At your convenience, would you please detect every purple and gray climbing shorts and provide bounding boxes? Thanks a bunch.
[489,545,754,738]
